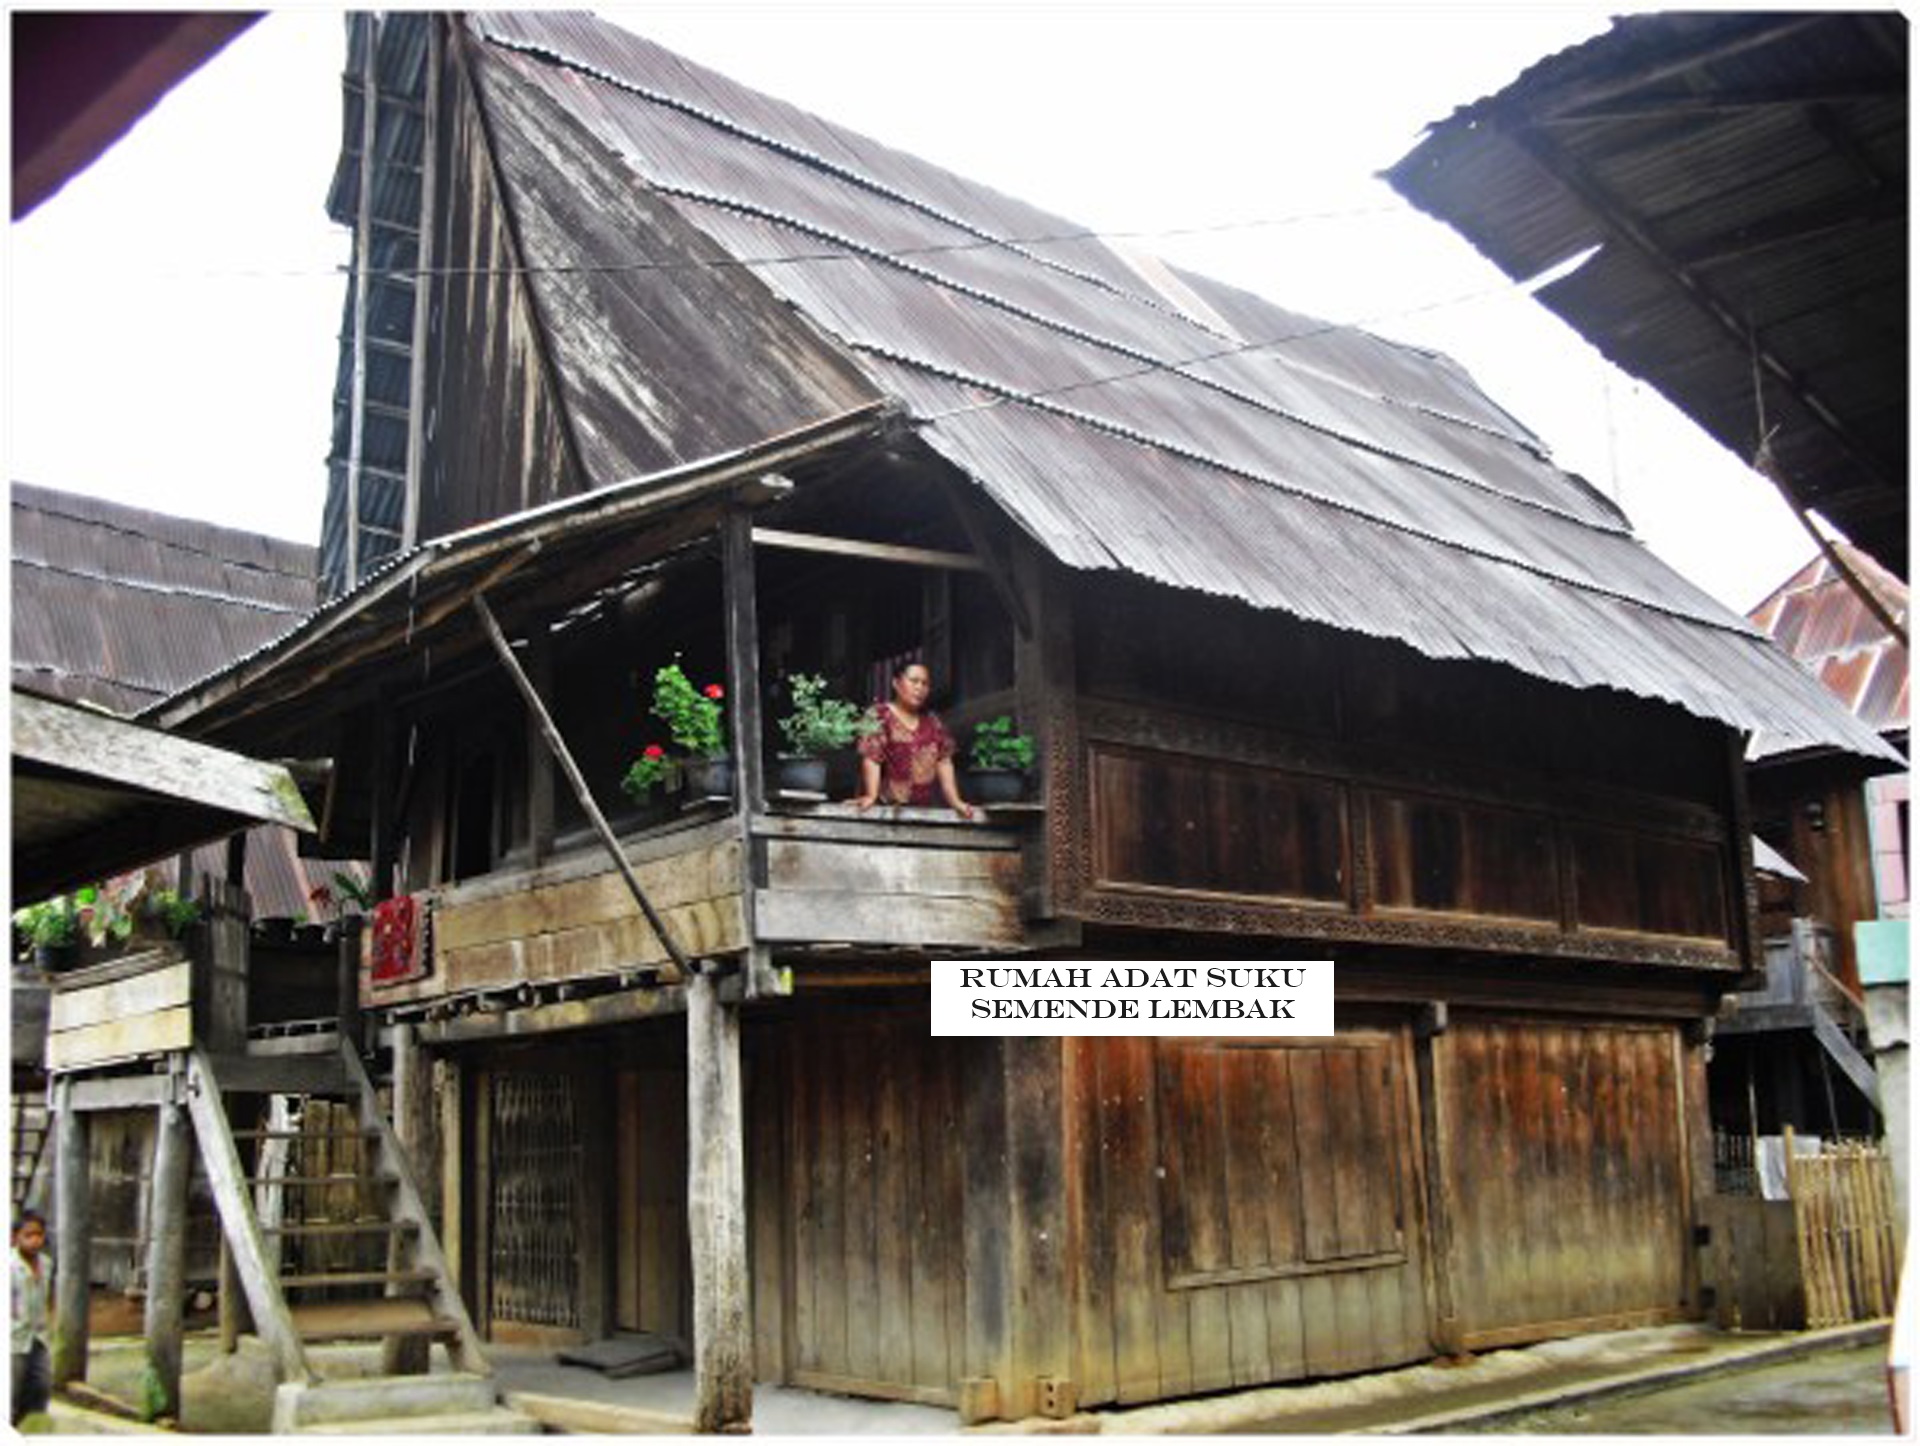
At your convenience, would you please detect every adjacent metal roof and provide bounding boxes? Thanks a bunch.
[1747,542,1908,761]
[11,483,318,715]
[432,12,1894,761]
[1385,12,1907,578]
[10,484,345,914]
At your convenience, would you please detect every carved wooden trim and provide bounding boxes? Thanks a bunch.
[1073,888,1740,972]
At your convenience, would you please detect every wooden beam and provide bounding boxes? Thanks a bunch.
[141,1094,192,1420]
[401,15,438,550]
[941,483,1033,637]
[65,1074,169,1112]
[50,1078,92,1387]
[415,980,689,1046]
[472,591,691,980]
[184,1049,312,1385]
[383,1023,432,1375]
[686,970,751,1431]
[525,629,557,865]
[750,525,987,573]
[344,13,378,591]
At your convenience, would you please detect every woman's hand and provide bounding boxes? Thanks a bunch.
[851,792,878,811]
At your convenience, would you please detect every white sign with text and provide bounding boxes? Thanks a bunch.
[929,960,1335,1037]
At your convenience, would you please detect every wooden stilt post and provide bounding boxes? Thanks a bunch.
[687,970,750,1432]
[50,1078,92,1387]
[141,1091,192,1421]
[383,1024,432,1375]
[217,1234,249,1355]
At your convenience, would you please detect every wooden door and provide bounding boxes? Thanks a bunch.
[1071,1028,1431,1407]
[1434,1016,1692,1348]
[786,1013,965,1404]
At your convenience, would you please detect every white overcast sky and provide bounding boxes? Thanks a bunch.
[6,4,1825,614]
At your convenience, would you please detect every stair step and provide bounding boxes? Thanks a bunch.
[271,1371,498,1430]
[290,1299,460,1342]
[297,1408,536,1435]
[247,1174,394,1188]
[231,1129,378,1142]
[265,1220,418,1237]
[278,1268,438,1290]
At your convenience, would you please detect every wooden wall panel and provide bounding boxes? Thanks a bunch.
[1570,827,1727,940]
[1435,1016,1691,1347]
[1072,1031,1428,1408]
[1368,794,1557,922]
[1090,745,1345,903]
[615,1062,689,1339]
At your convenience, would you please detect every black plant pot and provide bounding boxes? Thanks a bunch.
[32,942,77,972]
[965,768,1026,805]
[776,756,829,795]
[253,916,295,946]
[682,756,735,803]
[294,923,328,947]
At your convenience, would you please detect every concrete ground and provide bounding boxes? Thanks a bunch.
[43,1319,1891,1434]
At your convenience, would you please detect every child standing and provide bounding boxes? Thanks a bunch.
[11,1211,51,1424]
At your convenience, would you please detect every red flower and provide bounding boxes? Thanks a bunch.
[308,885,333,907]
[644,743,665,759]
[704,684,725,700]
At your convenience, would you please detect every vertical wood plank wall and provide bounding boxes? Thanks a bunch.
[775,1009,966,1406]
[1433,1015,1693,1349]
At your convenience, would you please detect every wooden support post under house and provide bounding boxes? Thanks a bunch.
[960,1038,1012,1423]
[217,1234,251,1355]
[337,916,365,1055]
[436,1056,464,1295]
[224,830,247,888]
[472,592,691,982]
[1012,541,1077,920]
[382,1023,433,1375]
[686,969,751,1432]
[141,1091,192,1420]
[50,1078,92,1387]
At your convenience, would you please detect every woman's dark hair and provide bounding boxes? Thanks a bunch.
[891,658,929,682]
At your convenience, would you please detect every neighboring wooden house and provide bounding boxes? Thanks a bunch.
[9,486,370,1304]
[1714,545,1909,1137]
[130,13,1897,1431]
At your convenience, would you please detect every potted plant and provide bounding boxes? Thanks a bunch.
[775,673,872,794]
[145,889,201,941]
[966,715,1034,804]
[623,659,731,805]
[13,895,79,970]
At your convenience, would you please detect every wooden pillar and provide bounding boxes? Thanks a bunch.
[141,1095,192,1420]
[721,509,766,817]
[337,917,365,1054]
[526,631,556,866]
[50,1078,91,1386]
[960,1038,1012,1424]
[383,1024,433,1374]
[1413,1004,1464,1354]
[1012,542,1079,920]
[436,1056,464,1293]
[686,971,750,1432]
[217,1235,250,1355]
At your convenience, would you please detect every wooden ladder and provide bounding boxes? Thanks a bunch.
[185,1042,489,1386]
[11,1085,50,1215]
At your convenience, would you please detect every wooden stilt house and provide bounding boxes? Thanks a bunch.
[135,12,1896,1430]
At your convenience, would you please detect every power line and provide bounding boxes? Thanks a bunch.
[141,200,1408,282]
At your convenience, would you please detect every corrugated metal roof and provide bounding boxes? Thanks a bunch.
[448,13,1893,761]
[9,484,348,914]
[1747,542,1908,760]
[1385,12,1907,578]
[11,483,316,714]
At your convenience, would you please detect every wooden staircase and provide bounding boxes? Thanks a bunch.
[185,1041,530,1434]
[12,1084,50,1214]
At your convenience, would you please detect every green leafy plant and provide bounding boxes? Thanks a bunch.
[12,895,78,950]
[776,673,873,758]
[653,660,727,758]
[330,870,374,911]
[75,882,136,950]
[623,660,728,799]
[969,715,1035,772]
[622,743,671,800]
[147,889,201,939]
